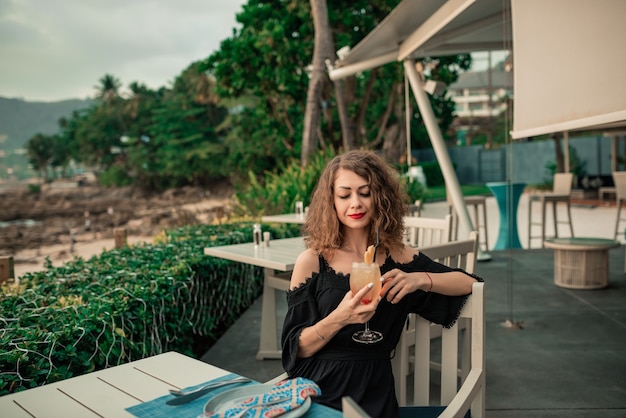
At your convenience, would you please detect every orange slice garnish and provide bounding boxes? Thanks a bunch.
[364,244,375,265]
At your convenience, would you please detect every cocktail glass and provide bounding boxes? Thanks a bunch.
[350,261,383,344]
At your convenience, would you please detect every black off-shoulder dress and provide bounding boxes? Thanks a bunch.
[281,251,483,418]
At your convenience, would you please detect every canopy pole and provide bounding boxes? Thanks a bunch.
[405,72,412,180]
[564,131,570,172]
[403,59,490,260]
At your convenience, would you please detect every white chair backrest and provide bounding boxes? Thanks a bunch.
[403,215,452,248]
[412,281,485,417]
[392,231,481,411]
[419,230,479,274]
[612,171,626,200]
[552,172,573,195]
[342,397,372,417]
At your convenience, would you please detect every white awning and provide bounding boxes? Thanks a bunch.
[327,0,511,254]
[328,0,511,81]
[509,0,626,139]
[329,0,626,138]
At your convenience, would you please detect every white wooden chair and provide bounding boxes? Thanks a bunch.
[420,230,478,273]
[392,231,479,409]
[399,280,485,418]
[344,279,485,418]
[403,215,452,248]
[398,215,455,393]
[342,397,372,417]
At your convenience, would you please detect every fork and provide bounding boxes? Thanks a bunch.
[166,377,250,405]
[170,376,250,396]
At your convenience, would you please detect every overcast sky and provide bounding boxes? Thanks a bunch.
[0,0,247,102]
[0,0,505,104]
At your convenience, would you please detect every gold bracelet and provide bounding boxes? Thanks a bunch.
[314,323,325,341]
[424,272,433,292]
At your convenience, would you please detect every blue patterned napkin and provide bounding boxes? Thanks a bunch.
[126,373,252,418]
[200,377,320,418]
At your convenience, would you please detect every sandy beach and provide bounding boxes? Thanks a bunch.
[10,232,155,279]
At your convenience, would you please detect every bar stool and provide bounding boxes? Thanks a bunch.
[447,193,489,252]
[611,171,626,240]
[527,172,574,248]
[407,199,422,217]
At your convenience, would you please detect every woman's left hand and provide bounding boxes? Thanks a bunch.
[380,268,421,304]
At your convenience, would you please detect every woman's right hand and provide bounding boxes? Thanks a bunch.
[335,284,381,325]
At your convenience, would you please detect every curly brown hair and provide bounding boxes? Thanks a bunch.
[303,150,408,256]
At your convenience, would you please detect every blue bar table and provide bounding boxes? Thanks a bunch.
[487,182,527,250]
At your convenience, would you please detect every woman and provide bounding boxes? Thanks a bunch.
[281,150,482,417]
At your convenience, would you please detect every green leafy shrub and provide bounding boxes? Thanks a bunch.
[401,175,426,203]
[98,165,133,187]
[545,145,587,184]
[234,148,427,216]
[0,222,299,395]
[233,148,337,217]
[420,161,446,187]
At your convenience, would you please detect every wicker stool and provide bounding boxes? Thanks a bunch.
[544,237,620,289]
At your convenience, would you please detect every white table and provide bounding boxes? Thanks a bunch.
[0,352,229,417]
[0,351,340,417]
[262,213,307,224]
[204,237,305,359]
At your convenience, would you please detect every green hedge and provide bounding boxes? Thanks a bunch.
[0,222,300,395]
[420,161,447,188]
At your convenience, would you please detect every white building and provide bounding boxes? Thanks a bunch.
[447,69,513,120]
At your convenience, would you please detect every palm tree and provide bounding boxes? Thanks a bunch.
[302,0,329,165]
[95,74,122,102]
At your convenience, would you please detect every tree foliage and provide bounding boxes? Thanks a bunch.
[25,133,54,180]
[27,64,230,190]
[203,0,471,169]
[144,63,229,188]
[24,0,472,190]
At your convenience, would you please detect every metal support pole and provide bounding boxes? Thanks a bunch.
[404,59,490,260]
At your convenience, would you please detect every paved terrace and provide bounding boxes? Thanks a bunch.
[202,193,626,417]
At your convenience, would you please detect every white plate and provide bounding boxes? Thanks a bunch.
[203,383,311,417]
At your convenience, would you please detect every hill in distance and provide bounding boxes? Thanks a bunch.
[0,96,94,150]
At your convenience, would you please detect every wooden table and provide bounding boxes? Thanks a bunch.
[204,237,305,359]
[598,186,617,200]
[0,351,339,417]
[544,237,621,289]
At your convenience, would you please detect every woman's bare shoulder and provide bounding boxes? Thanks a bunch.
[290,248,320,289]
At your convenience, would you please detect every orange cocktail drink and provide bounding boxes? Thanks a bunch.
[350,262,382,304]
